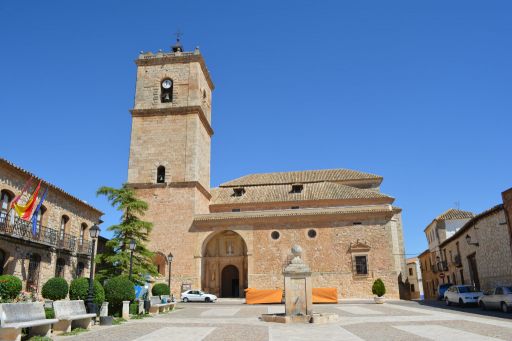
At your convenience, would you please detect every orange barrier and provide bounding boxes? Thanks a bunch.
[312,287,338,303]
[245,288,283,304]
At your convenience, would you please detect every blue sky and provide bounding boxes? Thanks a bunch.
[1,1,511,256]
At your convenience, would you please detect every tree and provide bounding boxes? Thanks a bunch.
[96,184,158,284]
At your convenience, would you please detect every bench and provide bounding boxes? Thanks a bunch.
[148,296,173,314]
[160,295,176,311]
[52,300,96,334]
[0,302,58,341]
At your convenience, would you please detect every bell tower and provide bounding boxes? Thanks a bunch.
[127,39,214,292]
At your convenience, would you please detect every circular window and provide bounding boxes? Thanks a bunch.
[271,231,280,240]
[307,229,317,238]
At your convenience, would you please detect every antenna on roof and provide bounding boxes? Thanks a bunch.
[454,201,460,209]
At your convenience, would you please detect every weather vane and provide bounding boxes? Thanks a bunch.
[175,29,183,42]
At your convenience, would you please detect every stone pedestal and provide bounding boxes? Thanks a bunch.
[284,245,312,317]
[122,301,130,320]
[100,302,109,317]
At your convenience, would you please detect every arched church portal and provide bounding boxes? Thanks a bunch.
[202,230,248,298]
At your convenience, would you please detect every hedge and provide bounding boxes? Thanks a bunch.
[0,275,22,301]
[69,277,105,306]
[104,276,135,315]
[151,283,170,296]
[41,277,68,301]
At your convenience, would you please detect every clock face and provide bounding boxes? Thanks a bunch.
[162,79,172,89]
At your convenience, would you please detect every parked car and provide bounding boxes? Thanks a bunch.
[444,285,483,306]
[437,283,453,300]
[181,290,217,303]
[478,286,512,313]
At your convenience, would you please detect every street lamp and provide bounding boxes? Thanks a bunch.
[167,252,173,296]
[129,239,136,281]
[465,234,479,247]
[86,223,100,314]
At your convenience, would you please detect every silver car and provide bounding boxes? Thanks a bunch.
[479,286,512,312]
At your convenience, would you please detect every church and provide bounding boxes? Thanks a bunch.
[126,39,406,299]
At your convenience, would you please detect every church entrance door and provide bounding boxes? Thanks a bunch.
[221,265,239,297]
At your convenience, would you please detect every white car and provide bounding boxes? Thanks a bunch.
[181,290,217,303]
[479,286,512,312]
[444,285,483,306]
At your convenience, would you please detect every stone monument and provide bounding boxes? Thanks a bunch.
[260,245,338,324]
[284,245,312,320]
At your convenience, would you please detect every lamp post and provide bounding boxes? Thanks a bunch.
[86,223,100,314]
[167,252,173,298]
[128,239,136,281]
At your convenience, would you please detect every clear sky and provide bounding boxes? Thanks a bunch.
[1,1,511,256]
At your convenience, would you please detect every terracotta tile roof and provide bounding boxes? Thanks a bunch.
[219,169,382,187]
[0,157,103,215]
[194,204,396,222]
[210,182,393,205]
[435,208,474,221]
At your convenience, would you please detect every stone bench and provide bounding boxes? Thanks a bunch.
[53,300,96,334]
[0,302,58,341]
[148,296,173,314]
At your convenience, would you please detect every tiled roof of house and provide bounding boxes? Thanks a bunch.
[0,157,103,214]
[194,204,397,223]
[210,182,393,205]
[439,204,504,248]
[435,208,475,221]
[219,169,382,187]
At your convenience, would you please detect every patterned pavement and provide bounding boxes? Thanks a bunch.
[57,300,512,341]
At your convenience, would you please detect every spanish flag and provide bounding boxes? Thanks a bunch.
[13,180,42,221]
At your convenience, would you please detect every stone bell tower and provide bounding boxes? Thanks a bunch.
[127,39,214,292]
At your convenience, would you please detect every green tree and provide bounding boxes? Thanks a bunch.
[96,184,158,284]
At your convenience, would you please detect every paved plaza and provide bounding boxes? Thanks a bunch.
[58,300,512,341]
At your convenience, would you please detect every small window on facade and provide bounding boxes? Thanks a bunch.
[291,184,303,193]
[271,231,280,240]
[409,268,413,276]
[80,223,87,245]
[232,208,240,212]
[307,229,317,238]
[35,206,46,234]
[157,166,166,183]
[55,258,65,278]
[161,79,173,103]
[76,262,85,277]
[355,255,368,275]
[291,206,299,209]
[0,190,13,222]
[60,216,69,240]
[232,187,245,197]
[411,284,415,292]
[353,222,362,225]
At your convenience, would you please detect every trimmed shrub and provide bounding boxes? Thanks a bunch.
[41,277,68,301]
[104,276,135,315]
[69,277,105,306]
[372,278,386,297]
[129,302,139,315]
[0,275,22,301]
[151,283,170,296]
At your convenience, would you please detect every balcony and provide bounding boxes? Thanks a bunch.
[437,261,448,272]
[0,215,91,255]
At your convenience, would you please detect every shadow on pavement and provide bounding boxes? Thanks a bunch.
[417,299,512,320]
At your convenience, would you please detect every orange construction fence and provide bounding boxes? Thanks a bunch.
[245,288,283,304]
[312,287,338,303]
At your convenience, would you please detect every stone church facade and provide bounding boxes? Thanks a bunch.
[127,41,406,299]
